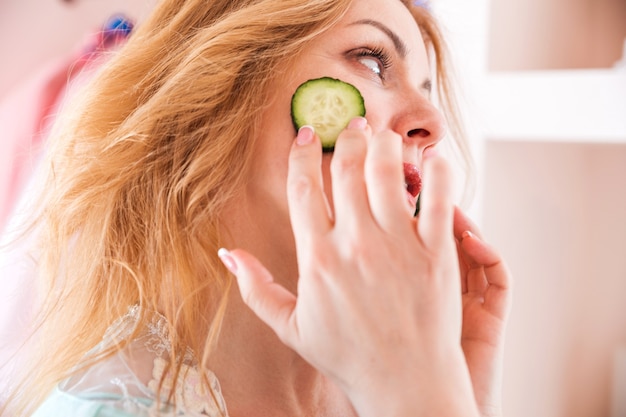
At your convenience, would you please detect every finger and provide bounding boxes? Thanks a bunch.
[365,130,412,233]
[453,206,484,241]
[465,262,489,295]
[219,248,298,345]
[330,117,372,231]
[460,232,511,290]
[453,208,480,293]
[459,233,512,316]
[456,238,469,294]
[288,126,333,245]
[417,151,456,252]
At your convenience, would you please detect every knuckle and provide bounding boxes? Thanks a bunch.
[288,174,316,200]
[342,237,377,263]
[368,158,399,182]
[309,243,335,270]
[331,154,363,177]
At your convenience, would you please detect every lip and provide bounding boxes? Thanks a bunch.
[403,162,422,208]
[403,162,422,196]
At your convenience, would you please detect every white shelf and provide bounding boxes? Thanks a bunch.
[481,69,626,143]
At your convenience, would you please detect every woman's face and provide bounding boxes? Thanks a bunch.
[233,0,445,272]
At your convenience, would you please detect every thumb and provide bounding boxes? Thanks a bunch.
[218,248,297,344]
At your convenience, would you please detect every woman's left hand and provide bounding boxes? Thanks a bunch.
[453,208,512,417]
[219,121,481,417]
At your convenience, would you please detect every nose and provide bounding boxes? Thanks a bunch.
[393,92,446,149]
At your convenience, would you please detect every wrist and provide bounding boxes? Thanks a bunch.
[346,348,481,417]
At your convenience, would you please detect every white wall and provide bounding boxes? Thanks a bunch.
[488,0,626,71]
[434,0,626,416]
[485,141,626,417]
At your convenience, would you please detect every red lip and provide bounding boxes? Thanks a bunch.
[403,162,422,197]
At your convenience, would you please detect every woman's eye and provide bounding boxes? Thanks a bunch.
[359,57,383,77]
[351,47,391,80]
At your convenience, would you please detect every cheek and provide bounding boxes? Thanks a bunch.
[247,135,292,205]
[252,92,298,189]
[359,90,392,133]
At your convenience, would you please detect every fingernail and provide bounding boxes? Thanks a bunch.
[296,125,315,146]
[218,248,238,273]
[347,117,367,130]
[462,230,474,240]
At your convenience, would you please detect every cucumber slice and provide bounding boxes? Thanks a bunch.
[291,77,366,151]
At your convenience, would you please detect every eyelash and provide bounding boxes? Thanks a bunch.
[354,46,392,80]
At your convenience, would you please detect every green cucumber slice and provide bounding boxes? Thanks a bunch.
[291,77,366,151]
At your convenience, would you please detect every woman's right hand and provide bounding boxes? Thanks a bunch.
[453,208,512,417]
[219,118,480,417]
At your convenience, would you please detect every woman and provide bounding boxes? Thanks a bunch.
[3,0,512,415]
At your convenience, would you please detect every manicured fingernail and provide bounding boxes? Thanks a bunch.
[462,230,474,240]
[296,125,315,145]
[347,117,367,130]
[218,248,237,273]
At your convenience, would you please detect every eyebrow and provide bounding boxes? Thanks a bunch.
[350,19,409,59]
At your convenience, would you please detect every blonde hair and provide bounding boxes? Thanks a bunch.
[4,0,471,414]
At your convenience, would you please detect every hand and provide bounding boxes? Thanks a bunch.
[219,119,480,417]
[454,208,512,417]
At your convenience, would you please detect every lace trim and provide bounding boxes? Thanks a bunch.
[90,305,229,416]
[148,357,227,417]
[106,305,195,362]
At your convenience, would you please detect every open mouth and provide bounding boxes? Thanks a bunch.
[403,162,422,197]
[403,162,422,213]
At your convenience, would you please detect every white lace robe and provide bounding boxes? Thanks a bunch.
[32,306,229,417]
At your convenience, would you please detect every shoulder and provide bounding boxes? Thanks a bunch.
[32,306,229,417]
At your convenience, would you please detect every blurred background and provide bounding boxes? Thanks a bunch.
[432,0,626,416]
[0,0,625,416]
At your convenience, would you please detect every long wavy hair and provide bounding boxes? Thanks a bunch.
[4,0,470,414]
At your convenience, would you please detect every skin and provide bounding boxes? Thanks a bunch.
[215,0,512,416]
[228,0,443,294]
